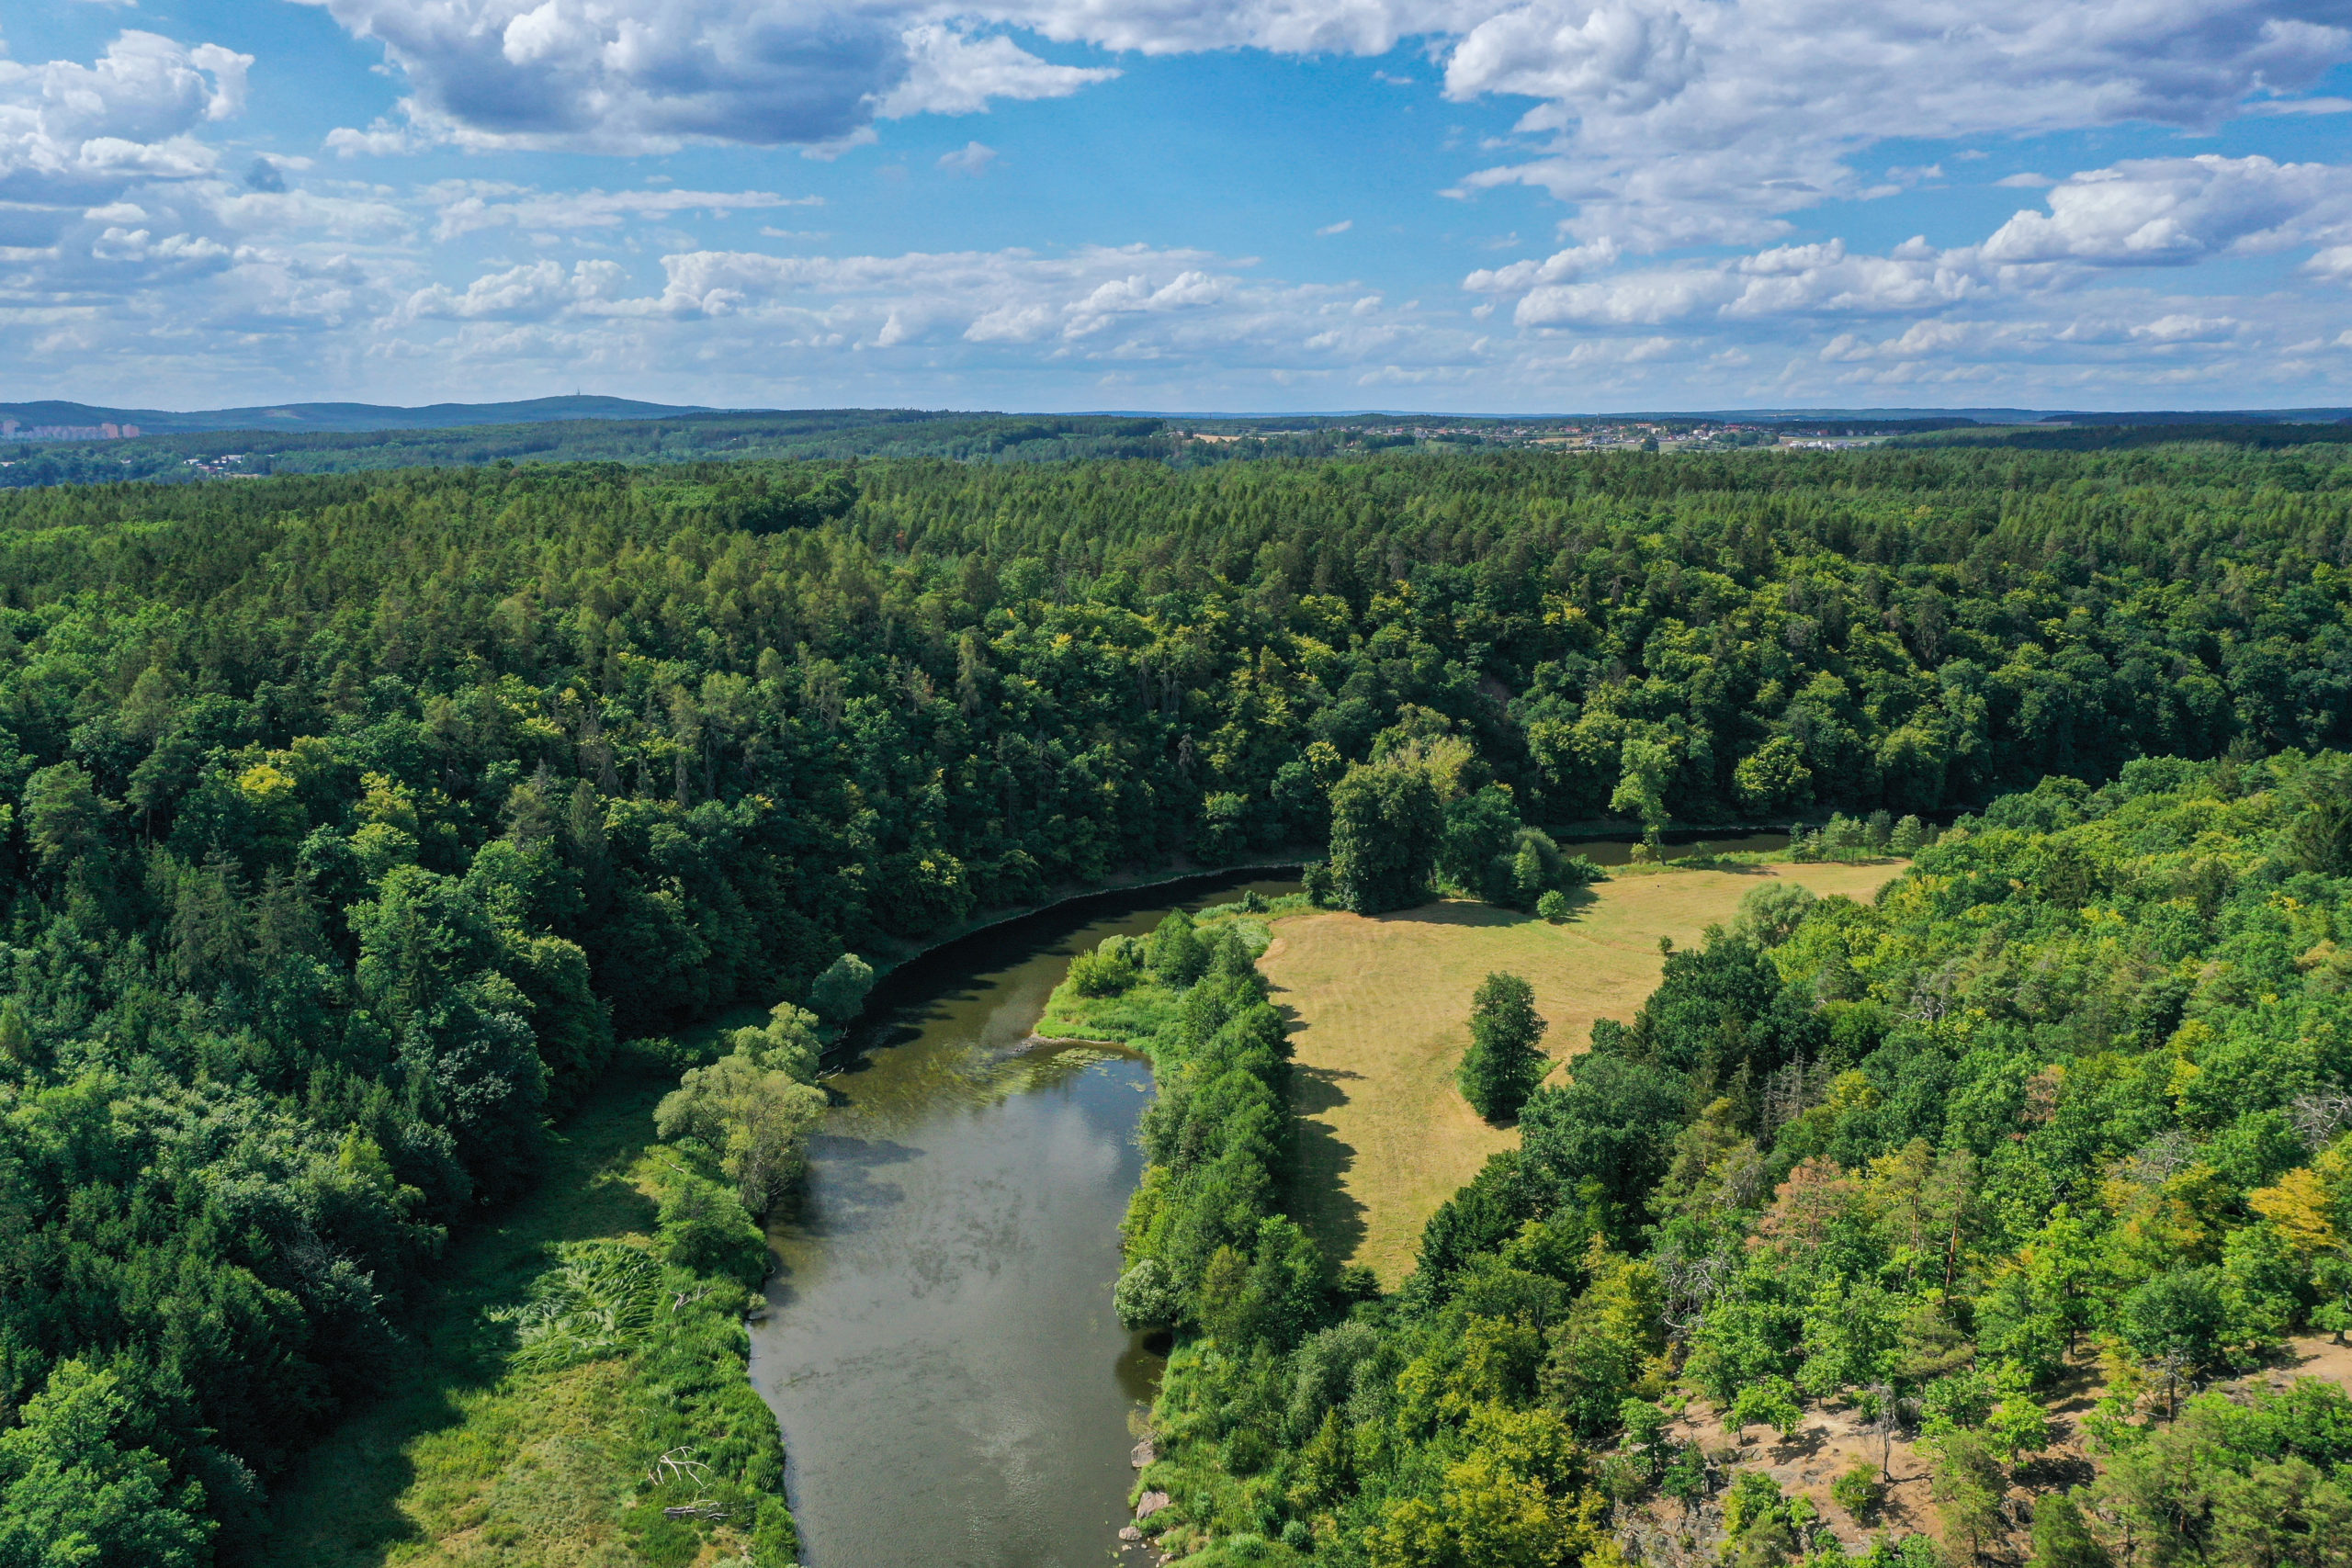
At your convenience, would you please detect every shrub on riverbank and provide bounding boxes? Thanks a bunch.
[1084,910,1360,1552]
[1035,900,1302,1051]
[655,1002,831,1216]
[605,1154,797,1567]
[609,999,839,1562]
[387,1132,797,1568]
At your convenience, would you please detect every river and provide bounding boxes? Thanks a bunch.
[743,833,1798,1564]
[747,873,1301,1568]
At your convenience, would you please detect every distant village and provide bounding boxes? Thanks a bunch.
[0,411,1905,487]
[1,419,142,440]
[1171,419,1882,451]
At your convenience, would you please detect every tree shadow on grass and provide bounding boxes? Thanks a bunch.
[1360,891,1614,929]
[1364,898,1538,930]
[1764,1425,1829,1465]
[1286,1063,1370,1271]
[1541,886,1600,922]
[2014,1453,2094,1492]
[1675,855,1779,875]
[254,1064,672,1567]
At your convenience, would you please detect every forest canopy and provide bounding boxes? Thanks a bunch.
[0,440,2346,1562]
[1127,748,2352,1568]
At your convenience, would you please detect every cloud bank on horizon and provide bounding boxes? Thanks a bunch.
[3,0,2349,410]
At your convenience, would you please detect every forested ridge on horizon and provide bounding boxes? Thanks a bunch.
[0,410,1185,486]
[0,441,2348,1564]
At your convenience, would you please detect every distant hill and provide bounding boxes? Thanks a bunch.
[8,396,2352,438]
[0,408,1179,488]
[4,397,2348,491]
[0,395,718,434]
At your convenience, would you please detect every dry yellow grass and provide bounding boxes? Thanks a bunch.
[1264,860,1905,1284]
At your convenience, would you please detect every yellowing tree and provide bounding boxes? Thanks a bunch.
[2249,1167,2344,1256]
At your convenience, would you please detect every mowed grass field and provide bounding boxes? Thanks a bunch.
[1263,860,1905,1283]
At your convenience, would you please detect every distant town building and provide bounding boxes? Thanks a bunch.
[2,420,141,440]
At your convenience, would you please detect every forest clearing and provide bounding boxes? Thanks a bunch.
[258,1040,786,1568]
[257,1055,674,1567]
[1265,859,1906,1282]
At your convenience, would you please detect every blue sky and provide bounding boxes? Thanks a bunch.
[5,1,2351,412]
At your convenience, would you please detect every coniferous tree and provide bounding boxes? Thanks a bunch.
[2027,1493,2111,1568]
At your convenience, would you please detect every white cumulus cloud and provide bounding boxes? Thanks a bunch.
[426,183,821,240]
[1448,0,2352,247]
[300,0,905,152]
[1980,154,2352,265]
[403,258,631,321]
[877,26,1114,118]
[1444,1,1701,120]
[0,31,250,206]
[936,141,999,175]
[284,0,2352,257]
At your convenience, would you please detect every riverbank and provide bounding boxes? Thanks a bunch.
[1030,889,1306,1054]
[856,854,1315,987]
[257,865,1304,1567]
[255,1045,787,1567]
[750,876,1305,1565]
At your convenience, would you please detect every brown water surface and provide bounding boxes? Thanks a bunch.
[748,874,1297,1568]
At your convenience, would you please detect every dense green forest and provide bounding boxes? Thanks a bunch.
[1121,750,2352,1568]
[0,409,1179,489]
[1902,423,2352,456]
[0,440,2347,1562]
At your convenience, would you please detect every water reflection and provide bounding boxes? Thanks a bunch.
[749,874,1296,1568]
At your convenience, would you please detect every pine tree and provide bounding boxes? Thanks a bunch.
[2027,1492,2111,1568]
[1458,971,1547,1122]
